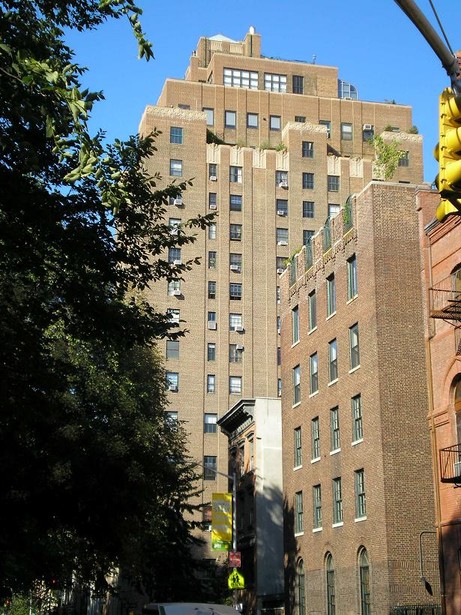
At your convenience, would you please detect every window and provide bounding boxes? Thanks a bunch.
[270,115,281,130]
[247,112,258,128]
[169,159,182,177]
[295,491,304,534]
[207,343,216,362]
[302,141,314,158]
[303,201,314,218]
[326,553,335,615]
[277,199,288,215]
[319,119,331,138]
[355,469,366,518]
[308,290,317,331]
[302,172,314,189]
[207,374,215,393]
[277,377,282,397]
[170,126,183,144]
[208,223,217,240]
[276,286,281,304]
[168,247,181,264]
[166,340,179,360]
[326,274,336,317]
[277,316,281,334]
[303,230,314,246]
[293,74,304,94]
[265,73,287,92]
[230,376,242,394]
[230,224,242,240]
[230,253,242,272]
[309,353,318,394]
[352,394,363,442]
[277,346,281,366]
[330,407,340,452]
[327,175,340,192]
[276,170,288,186]
[204,413,217,434]
[296,560,306,615]
[333,478,343,524]
[203,108,214,126]
[178,104,190,110]
[168,279,181,295]
[328,339,338,382]
[276,256,286,271]
[225,110,236,128]
[338,79,358,100]
[293,365,301,405]
[223,68,258,89]
[208,192,217,210]
[295,115,306,123]
[167,308,180,324]
[347,254,358,300]
[359,548,371,615]
[341,122,353,140]
[363,125,374,141]
[208,311,216,324]
[165,410,178,423]
[328,203,340,218]
[209,163,217,179]
[294,427,302,467]
[277,227,288,244]
[229,166,242,183]
[166,371,179,391]
[399,150,410,167]
[230,283,242,300]
[208,281,216,299]
[229,344,243,363]
[230,194,242,211]
[349,323,360,369]
[208,251,217,269]
[229,313,242,331]
[313,484,322,529]
[292,305,300,344]
[311,417,320,460]
[204,455,217,480]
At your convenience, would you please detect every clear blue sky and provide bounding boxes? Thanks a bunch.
[65,0,459,183]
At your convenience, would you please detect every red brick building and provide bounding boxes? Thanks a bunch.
[280,182,440,614]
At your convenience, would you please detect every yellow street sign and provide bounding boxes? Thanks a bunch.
[228,569,245,590]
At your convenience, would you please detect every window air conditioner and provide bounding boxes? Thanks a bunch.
[168,384,178,392]
[172,289,182,296]
[209,203,217,210]
[277,240,288,246]
[277,268,284,274]
[235,344,244,351]
[230,264,241,272]
[169,227,179,235]
[208,321,217,330]
[363,124,373,131]
[173,259,182,265]
[234,325,244,332]
[277,209,287,216]
[173,198,183,206]
[209,175,217,181]
[278,180,288,188]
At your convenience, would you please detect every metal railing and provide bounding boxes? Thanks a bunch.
[439,443,461,483]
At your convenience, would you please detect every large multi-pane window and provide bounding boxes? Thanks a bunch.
[292,305,300,344]
[319,119,331,138]
[352,394,363,442]
[208,223,217,240]
[170,126,183,144]
[208,192,217,210]
[293,365,301,405]
[313,484,322,529]
[333,478,343,524]
[208,281,216,299]
[265,73,287,92]
[349,323,360,369]
[277,227,288,244]
[311,417,320,460]
[303,201,314,218]
[327,175,340,192]
[166,371,179,391]
[309,352,318,394]
[347,254,358,300]
[167,308,180,324]
[229,344,243,363]
[355,469,366,518]
[208,251,217,269]
[168,247,181,264]
[303,230,314,246]
[207,374,215,393]
[302,172,314,189]
[168,279,181,295]
[328,339,338,382]
[295,491,304,534]
[326,553,336,615]
[359,548,371,615]
[276,170,288,186]
[308,290,317,331]
[326,274,336,317]
[204,413,217,433]
[230,224,242,240]
[203,455,217,480]
[330,407,340,452]
[225,110,236,128]
[302,141,314,158]
[166,340,179,360]
[294,427,302,467]
[223,68,258,89]
[292,74,304,94]
[229,194,242,212]
[229,313,242,331]
[229,166,242,183]
[206,342,216,362]
[169,159,182,177]
[230,253,242,272]
[341,122,353,140]
[277,199,288,215]
[230,376,242,394]
[230,283,242,300]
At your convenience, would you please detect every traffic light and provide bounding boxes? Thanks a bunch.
[434,88,461,221]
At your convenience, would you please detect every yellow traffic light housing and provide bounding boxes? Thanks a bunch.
[435,88,461,221]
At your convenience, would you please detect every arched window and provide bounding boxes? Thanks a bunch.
[451,265,461,297]
[359,547,371,615]
[326,553,335,615]
[295,559,305,615]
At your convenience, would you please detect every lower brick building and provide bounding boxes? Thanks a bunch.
[280,182,440,614]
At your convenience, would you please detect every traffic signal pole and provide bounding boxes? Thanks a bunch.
[394,0,461,93]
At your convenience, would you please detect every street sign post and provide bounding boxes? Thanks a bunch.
[228,569,245,590]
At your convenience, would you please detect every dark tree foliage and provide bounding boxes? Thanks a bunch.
[0,0,212,598]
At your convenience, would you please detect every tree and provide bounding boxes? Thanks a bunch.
[371,134,406,180]
[0,0,212,598]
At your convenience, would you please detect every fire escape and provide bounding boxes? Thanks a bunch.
[429,273,461,485]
